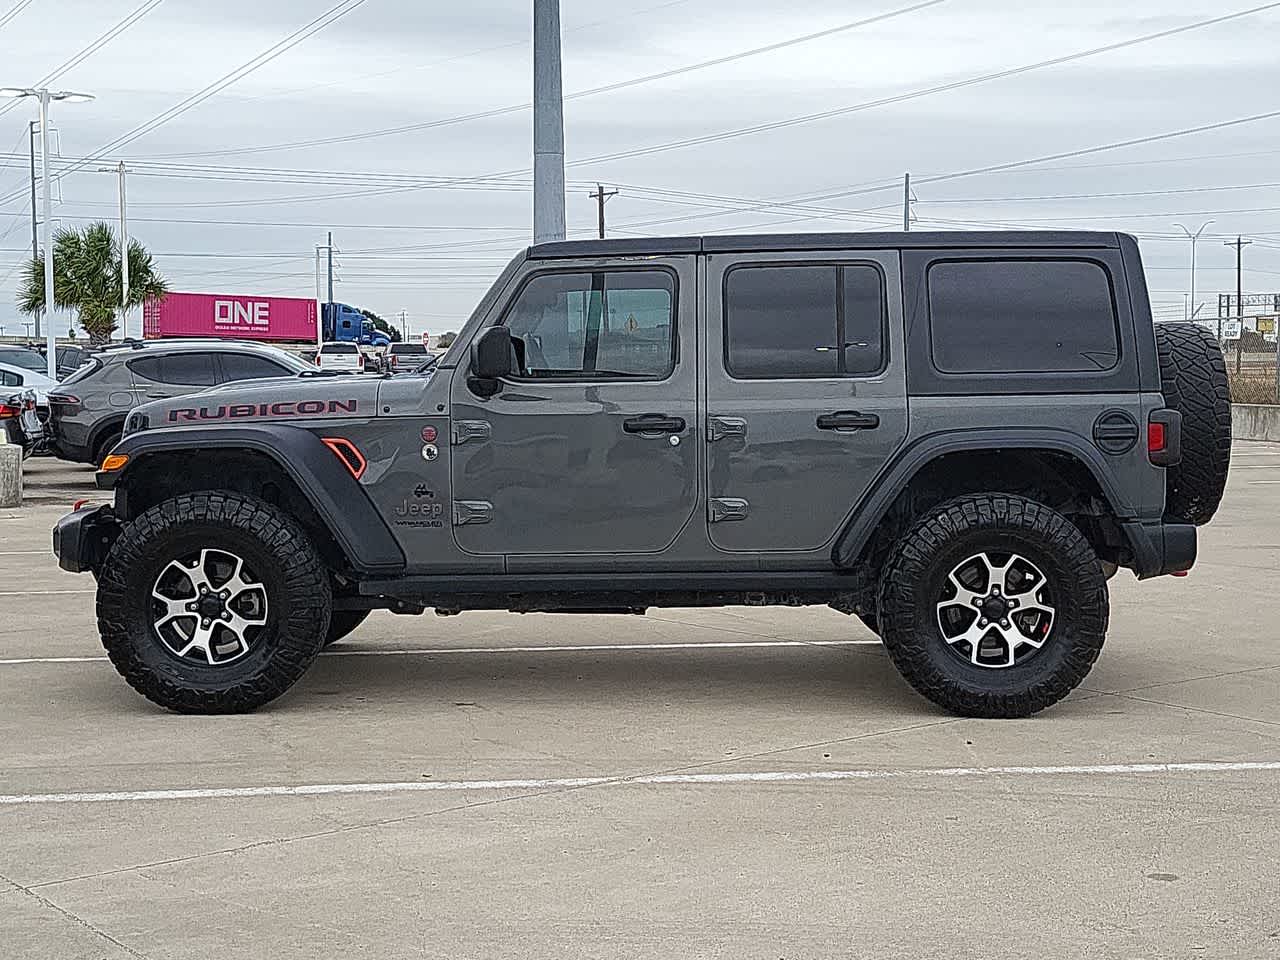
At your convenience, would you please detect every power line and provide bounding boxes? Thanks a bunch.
[0,0,166,119]
[922,180,1280,204]
[0,0,36,31]
[141,0,950,161]
[0,0,373,205]
[569,1,1280,167]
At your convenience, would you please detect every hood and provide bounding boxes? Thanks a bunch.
[127,374,382,434]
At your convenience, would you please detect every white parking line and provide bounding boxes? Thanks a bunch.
[0,589,95,596]
[3,761,1277,807]
[0,639,882,666]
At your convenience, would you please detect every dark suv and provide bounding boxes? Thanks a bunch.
[54,232,1231,718]
[47,339,310,465]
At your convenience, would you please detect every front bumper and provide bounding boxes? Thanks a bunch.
[1121,520,1197,579]
[52,504,120,574]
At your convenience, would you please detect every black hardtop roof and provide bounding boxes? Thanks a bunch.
[528,230,1125,259]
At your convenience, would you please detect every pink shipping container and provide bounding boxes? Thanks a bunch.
[143,292,318,343]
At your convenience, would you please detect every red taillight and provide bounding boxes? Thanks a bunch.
[48,393,80,405]
[315,354,322,366]
[1148,421,1167,454]
[0,404,19,418]
[357,354,365,368]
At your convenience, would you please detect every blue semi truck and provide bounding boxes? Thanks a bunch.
[323,302,391,348]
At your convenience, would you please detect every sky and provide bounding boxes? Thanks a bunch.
[1,0,1280,339]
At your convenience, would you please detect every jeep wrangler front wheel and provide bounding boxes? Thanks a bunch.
[878,494,1108,719]
[96,492,332,714]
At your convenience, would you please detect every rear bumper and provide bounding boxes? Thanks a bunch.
[1121,520,1197,579]
[52,504,119,574]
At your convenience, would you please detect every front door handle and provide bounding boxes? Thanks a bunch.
[623,413,686,435]
[816,411,880,432]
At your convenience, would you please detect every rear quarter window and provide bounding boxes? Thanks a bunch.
[928,259,1120,374]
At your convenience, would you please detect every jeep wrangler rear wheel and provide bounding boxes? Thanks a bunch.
[96,492,332,714]
[878,494,1108,718]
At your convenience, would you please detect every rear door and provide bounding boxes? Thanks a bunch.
[704,251,909,553]
[448,258,698,557]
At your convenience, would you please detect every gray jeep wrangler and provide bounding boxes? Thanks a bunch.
[53,232,1232,718]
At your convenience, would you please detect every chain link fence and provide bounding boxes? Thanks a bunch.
[1227,354,1279,405]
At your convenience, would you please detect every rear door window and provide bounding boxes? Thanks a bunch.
[129,353,219,386]
[928,260,1120,374]
[322,343,359,355]
[724,264,886,379]
[218,353,294,382]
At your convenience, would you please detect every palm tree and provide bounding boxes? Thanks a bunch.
[17,222,168,344]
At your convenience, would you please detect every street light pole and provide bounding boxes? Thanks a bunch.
[1,86,95,378]
[38,89,55,378]
[1174,220,1215,335]
[28,119,38,340]
[532,0,566,243]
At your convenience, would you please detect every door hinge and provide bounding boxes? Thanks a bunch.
[452,500,494,526]
[451,420,491,445]
[707,416,747,442]
[708,497,750,523]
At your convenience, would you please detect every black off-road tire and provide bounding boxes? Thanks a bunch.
[1154,322,1232,525]
[96,492,332,714]
[324,609,370,646]
[878,494,1109,719]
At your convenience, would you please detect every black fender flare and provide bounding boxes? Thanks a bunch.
[99,424,406,574]
[831,428,1136,567]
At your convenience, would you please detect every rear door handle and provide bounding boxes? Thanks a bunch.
[623,413,686,435]
[816,411,880,432]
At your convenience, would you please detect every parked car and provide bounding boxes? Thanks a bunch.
[0,360,57,406]
[53,231,1231,718]
[44,344,96,380]
[384,341,430,373]
[0,345,52,378]
[0,389,43,459]
[46,339,311,466]
[314,341,364,373]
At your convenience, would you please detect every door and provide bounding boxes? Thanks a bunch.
[449,259,699,556]
[704,252,909,553]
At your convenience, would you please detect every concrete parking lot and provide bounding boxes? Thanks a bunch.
[2,448,1279,959]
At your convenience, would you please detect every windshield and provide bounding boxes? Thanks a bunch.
[0,349,48,374]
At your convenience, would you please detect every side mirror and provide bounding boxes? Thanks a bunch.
[471,326,513,380]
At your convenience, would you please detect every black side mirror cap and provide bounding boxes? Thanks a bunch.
[471,326,513,380]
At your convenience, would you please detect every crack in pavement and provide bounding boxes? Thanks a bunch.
[1,870,153,959]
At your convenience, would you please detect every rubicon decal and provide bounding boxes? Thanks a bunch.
[167,399,359,422]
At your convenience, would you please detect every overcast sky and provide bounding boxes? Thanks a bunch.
[2,0,1279,338]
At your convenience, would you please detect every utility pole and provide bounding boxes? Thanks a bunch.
[28,120,38,339]
[589,183,618,239]
[397,310,409,342]
[532,0,566,243]
[903,172,911,232]
[1224,236,1252,374]
[326,230,334,305]
[314,245,326,353]
[1174,221,1215,334]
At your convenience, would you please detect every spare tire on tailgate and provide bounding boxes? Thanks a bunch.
[1154,322,1232,525]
